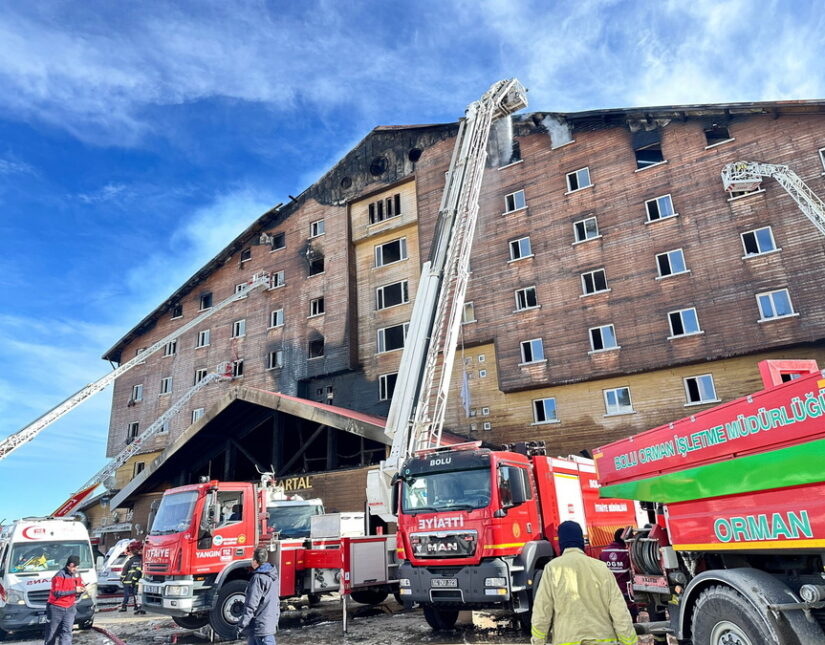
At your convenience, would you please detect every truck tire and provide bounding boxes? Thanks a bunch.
[307,593,322,607]
[518,568,543,634]
[691,585,774,645]
[172,615,210,630]
[209,579,248,640]
[423,606,459,631]
[350,589,388,605]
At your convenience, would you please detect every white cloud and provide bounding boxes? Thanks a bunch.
[0,157,34,175]
[76,182,132,205]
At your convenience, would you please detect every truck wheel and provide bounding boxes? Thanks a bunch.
[350,589,388,605]
[172,615,210,630]
[423,606,459,631]
[209,580,249,640]
[692,585,774,645]
[307,593,322,607]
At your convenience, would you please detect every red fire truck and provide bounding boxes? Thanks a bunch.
[140,478,395,639]
[394,442,637,630]
[595,359,825,645]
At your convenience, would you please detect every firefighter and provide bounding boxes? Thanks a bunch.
[531,521,637,645]
[599,528,637,619]
[119,541,146,614]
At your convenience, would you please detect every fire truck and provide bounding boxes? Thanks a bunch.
[594,359,825,645]
[140,476,394,638]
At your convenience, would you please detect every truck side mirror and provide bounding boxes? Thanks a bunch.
[391,479,400,516]
[201,490,219,534]
[510,473,528,506]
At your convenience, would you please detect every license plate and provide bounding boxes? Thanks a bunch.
[143,584,162,594]
[39,614,48,624]
[431,578,458,588]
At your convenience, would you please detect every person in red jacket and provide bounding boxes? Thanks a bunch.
[44,555,86,645]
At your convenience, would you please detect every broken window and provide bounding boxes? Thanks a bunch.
[741,227,777,256]
[573,216,599,243]
[374,238,408,267]
[379,373,398,401]
[656,249,687,277]
[133,462,145,477]
[160,377,173,395]
[194,368,208,385]
[669,308,701,337]
[310,219,325,238]
[520,338,545,363]
[270,270,285,288]
[566,167,592,192]
[196,329,210,348]
[504,189,526,213]
[269,309,284,328]
[270,232,285,251]
[515,286,538,311]
[533,398,557,424]
[131,384,143,403]
[509,236,532,260]
[309,297,325,317]
[240,247,252,263]
[375,280,409,310]
[127,422,139,443]
[308,338,325,358]
[171,303,183,319]
[308,256,324,275]
[462,302,476,324]
[684,374,718,404]
[199,292,213,310]
[267,350,284,370]
[368,194,402,225]
[581,269,608,295]
[645,195,676,222]
[633,129,665,169]
[704,124,732,147]
[377,323,409,353]
[232,319,246,338]
[590,324,618,352]
[232,360,244,377]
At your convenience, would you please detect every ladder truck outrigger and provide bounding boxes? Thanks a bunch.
[366,79,637,632]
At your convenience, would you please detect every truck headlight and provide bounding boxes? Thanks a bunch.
[399,578,410,588]
[484,577,506,587]
[8,589,26,605]
[165,585,190,597]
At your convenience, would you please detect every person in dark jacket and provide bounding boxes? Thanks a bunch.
[44,555,86,645]
[236,547,280,645]
[119,541,146,614]
[599,528,637,619]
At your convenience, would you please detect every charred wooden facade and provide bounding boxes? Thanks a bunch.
[103,99,825,498]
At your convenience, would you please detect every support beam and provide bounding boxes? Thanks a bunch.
[277,424,325,476]
[230,439,266,472]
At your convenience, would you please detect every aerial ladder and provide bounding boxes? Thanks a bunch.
[721,161,825,235]
[52,363,234,516]
[366,78,528,522]
[0,271,272,462]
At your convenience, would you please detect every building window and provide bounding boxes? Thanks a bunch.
[604,387,633,415]
[479,369,488,378]
[573,216,599,243]
[369,194,402,224]
[270,232,285,251]
[160,377,173,395]
[520,338,545,364]
[374,238,408,267]
[581,268,608,295]
[232,360,244,377]
[757,289,795,321]
[171,303,183,319]
[232,319,246,338]
[234,283,249,299]
[377,323,408,353]
[478,354,485,363]
[270,270,285,288]
[509,236,533,260]
[127,422,139,443]
[728,186,761,200]
[194,368,208,385]
[633,131,664,169]
[515,286,538,311]
[684,374,718,405]
[308,338,325,358]
[133,462,145,477]
[192,408,204,423]
[159,421,169,434]
[239,247,252,263]
[741,227,777,257]
[131,384,143,403]
[309,219,325,238]
[704,124,732,146]
[163,340,177,357]
[309,297,325,317]
[590,324,619,352]
[504,189,526,213]
[308,255,325,276]
[462,302,476,324]
[267,350,283,370]
[656,249,688,277]
[566,167,592,192]
[269,309,284,328]
[533,398,558,424]
[196,329,210,348]
[135,347,147,364]
[379,373,398,401]
[376,280,409,310]
[669,308,702,337]
[645,195,676,222]
[199,292,213,310]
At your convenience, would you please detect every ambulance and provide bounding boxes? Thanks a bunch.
[0,517,97,637]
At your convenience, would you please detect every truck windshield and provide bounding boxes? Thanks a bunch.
[10,541,93,573]
[150,490,199,535]
[401,468,491,513]
[267,505,321,538]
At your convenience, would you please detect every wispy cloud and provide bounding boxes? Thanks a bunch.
[76,182,132,205]
[0,157,34,175]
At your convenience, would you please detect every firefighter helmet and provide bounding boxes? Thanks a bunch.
[128,540,143,553]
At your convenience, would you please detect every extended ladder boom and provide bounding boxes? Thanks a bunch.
[721,161,825,236]
[0,272,271,462]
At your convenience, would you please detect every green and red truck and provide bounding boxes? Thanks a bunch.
[595,359,825,645]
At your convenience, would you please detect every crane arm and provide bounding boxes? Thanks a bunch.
[0,271,271,462]
[721,161,825,236]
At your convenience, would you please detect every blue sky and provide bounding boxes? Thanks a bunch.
[1,0,823,521]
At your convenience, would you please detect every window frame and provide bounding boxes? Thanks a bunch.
[375,280,410,311]
[171,303,183,320]
[199,292,213,311]
[504,189,527,214]
[163,340,177,357]
[519,338,545,365]
[131,384,143,402]
[514,285,539,311]
[196,329,210,348]
[819,148,825,172]
[684,374,719,406]
[232,319,246,338]
[668,307,703,338]
[127,422,140,442]
[309,219,325,238]
[368,194,402,225]
[194,368,208,385]
[377,322,409,353]
[573,216,600,244]
[309,297,325,317]
[159,376,173,396]
[656,248,689,278]
[589,324,619,353]
[532,397,559,425]
[374,238,408,267]
[379,372,398,401]
[308,337,325,359]
[234,282,248,299]
[580,268,609,296]
[565,167,592,193]
[756,288,796,322]
[645,194,677,222]
[703,125,733,148]
[267,350,284,370]
[239,247,252,263]
[270,231,285,251]
[462,301,476,324]
[741,226,778,258]
[508,236,533,261]
[603,387,634,416]
[269,309,284,329]
[192,408,205,423]
[270,270,285,289]
[308,255,325,276]
[232,359,244,378]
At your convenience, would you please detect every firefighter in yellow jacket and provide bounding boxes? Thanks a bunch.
[531,521,638,645]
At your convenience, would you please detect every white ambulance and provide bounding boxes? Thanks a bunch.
[0,517,97,637]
